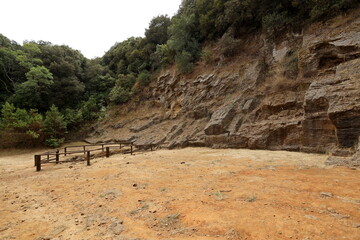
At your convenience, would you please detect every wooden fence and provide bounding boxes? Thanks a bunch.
[34,142,156,171]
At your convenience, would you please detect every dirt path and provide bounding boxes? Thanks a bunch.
[0,147,359,240]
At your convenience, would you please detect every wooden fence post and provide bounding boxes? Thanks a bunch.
[130,143,133,155]
[87,151,91,166]
[34,155,37,166]
[106,147,110,158]
[35,155,41,171]
[102,144,104,152]
[64,147,67,156]
[83,146,86,154]
[120,143,122,149]
[56,150,59,164]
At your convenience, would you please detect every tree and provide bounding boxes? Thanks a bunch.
[83,58,115,103]
[11,66,54,110]
[38,43,87,109]
[195,0,227,40]
[0,38,26,103]
[44,105,67,147]
[167,14,200,73]
[145,15,171,46]
[309,0,358,21]
[78,96,101,121]
[0,102,17,129]
[0,102,44,147]
[50,76,85,109]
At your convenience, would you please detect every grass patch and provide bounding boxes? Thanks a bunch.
[211,191,225,200]
[245,196,257,202]
[129,204,149,216]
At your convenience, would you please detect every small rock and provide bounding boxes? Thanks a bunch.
[353,223,360,228]
[100,189,121,199]
[304,215,318,220]
[180,162,185,164]
[320,192,333,198]
[331,213,350,219]
[98,220,107,226]
[327,207,335,212]
[109,223,124,235]
[111,217,123,225]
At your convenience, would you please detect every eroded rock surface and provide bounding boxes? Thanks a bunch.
[88,11,360,158]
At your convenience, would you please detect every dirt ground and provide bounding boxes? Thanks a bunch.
[0,147,359,240]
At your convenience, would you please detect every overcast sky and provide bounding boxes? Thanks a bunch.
[1,0,182,59]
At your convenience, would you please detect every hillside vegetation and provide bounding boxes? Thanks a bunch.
[0,0,358,147]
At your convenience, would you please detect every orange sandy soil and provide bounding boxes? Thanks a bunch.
[0,147,359,240]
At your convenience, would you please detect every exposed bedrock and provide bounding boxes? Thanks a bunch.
[89,12,360,157]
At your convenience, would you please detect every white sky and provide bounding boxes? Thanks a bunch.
[0,0,182,59]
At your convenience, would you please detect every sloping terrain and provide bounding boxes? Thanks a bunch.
[1,148,359,240]
[87,10,360,162]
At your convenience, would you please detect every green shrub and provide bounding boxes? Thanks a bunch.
[44,137,64,148]
[309,0,358,21]
[220,33,241,58]
[44,105,67,144]
[0,102,45,147]
[200,48,214,64]
[79,97,101,121]
[283,50,299,78]
[138,70,151,86]
[0,102,17,129]
[109,86,132,104]
[26,130,40,139]
[167,13,200,74]
[175,51,195,74]
[63,108,83,129]
[116,74,137,90]
[262,11,292,31]
[151,44,171,70]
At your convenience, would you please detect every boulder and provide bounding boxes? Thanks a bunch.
[204,104,236,135]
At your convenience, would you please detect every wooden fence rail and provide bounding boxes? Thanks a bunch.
[34,142,156,171]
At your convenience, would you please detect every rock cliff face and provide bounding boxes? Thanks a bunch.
[88,11,360,156]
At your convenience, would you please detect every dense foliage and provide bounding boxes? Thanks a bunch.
[0,0,357,147]
[0,36,112,147]
[102,0,358,82]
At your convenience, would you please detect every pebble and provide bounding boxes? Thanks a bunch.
[320,192,333,198]
[353,223,360,228]
[331,213,350,219]
[304,215,318,220]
